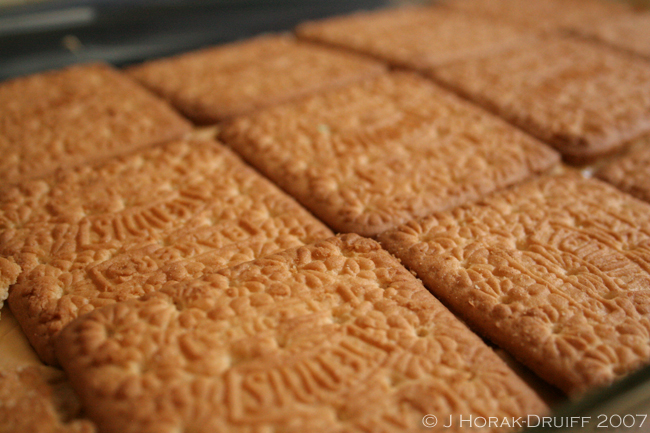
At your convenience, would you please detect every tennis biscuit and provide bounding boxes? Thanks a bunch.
[1,138,332,364]
[296,5,534,70]
[0,63,192,184]
[444,0,632,33]
[578,12,650,61]
[378,172,650,395]
[220,71,559,237]
[127,34,386,124]
[55,234,548,433]
[596,137,650,204]
[0,366,95,433]
[432,36,650,162]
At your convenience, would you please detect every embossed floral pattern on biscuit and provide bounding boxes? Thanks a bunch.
[0,139,332,364]
[56,235,547,433]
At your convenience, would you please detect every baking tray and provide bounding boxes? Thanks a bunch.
[1,1,650,431]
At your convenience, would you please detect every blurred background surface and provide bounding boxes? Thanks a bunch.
[1,0,649,80]
[0,0,389,79]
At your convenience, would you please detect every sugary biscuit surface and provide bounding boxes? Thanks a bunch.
[596,138,650,204]
[296,5,534,69]
[0,366,95,433]
[1,139,332,364]
[379,173,650,394]
[127,34,386,124]
[56,234,547,433]
[445,0,632,33]
[0,63,192,184]
[433,36,650,162]
[220,72,558,237]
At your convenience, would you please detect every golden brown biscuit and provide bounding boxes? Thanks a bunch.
[596,137,650,203]
[444,0,632,33]
[1,138,332,364]
[297,5,535,70]
[432,36,650,163]
[220,71,559,237]
[379,172,650,395]
[578,11,650,61]
[0,63,192,184]
[0,366,95,433]
[127,34,386,124]
[56,234,548,433]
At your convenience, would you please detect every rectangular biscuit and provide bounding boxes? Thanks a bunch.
[220,71,559,237]
[596,137,650,204]
[577,12,650,61]
[0,366,95,433]
[432,36,650,162]
[444,0,632,33]
[378,172,650,395]
[55,234,548,433]
[126,34,386,124]
[296,5,535,70]
[0,63,192,184]
[1,138,332,365]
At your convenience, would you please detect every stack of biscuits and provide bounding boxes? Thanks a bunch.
[2,0,650,431]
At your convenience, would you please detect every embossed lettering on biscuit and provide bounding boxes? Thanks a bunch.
[56,234,547,433]
[379,172,650,395]
[0,139,332,364]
